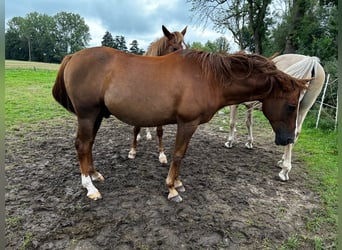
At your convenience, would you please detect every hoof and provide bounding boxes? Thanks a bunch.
[224,141,233,148]
[92,172,105,182]
[128,150,136,159]
[278,170,289,181]
[159,153,168,164]
[88,191,102,200]
[146,133,152,140]
[168,194,182,203]
[245,142,253,149]
[175,185,185,193]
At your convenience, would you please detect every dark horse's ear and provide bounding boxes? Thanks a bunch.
[162,25,173,39]
[181,26,187,36]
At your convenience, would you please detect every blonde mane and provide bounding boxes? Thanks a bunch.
[145,31,185,56]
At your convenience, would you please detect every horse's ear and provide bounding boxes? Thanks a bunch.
[181,26,187,36]
[162,25,172,38]
[269,52,280,60]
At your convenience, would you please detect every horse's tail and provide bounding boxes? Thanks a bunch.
[52,55,75,114]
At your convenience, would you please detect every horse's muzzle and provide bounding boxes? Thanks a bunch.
[275,132,294,146]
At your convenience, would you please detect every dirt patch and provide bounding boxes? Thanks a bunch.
[5,114,326,249]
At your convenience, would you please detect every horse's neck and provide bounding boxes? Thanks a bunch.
[220,77,273,106]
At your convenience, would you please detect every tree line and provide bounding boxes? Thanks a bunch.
[188,0,337,122]
[5,11,233,63]
[187,0,337,62]
[5,12,147,63]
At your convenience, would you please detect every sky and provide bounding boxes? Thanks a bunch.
[5,0,237,51]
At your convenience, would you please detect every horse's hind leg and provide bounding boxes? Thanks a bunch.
[128,126,141,159]
[245,107,253,149]
[157,126,167,164]
[225,105,238,148]
[76,113,104,200]
[145,127,152,140]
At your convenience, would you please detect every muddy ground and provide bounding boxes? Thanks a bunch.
[5,112,330,249]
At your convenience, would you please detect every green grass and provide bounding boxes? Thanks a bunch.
[5,67,71,129]
[295,123,338,245]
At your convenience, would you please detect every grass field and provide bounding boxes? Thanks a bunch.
[5,60,70,129]
[5,60,338,248]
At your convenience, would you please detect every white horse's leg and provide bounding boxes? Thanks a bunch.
[145,127,152,140]
[278,144,293,181]
[225,105,238,148]
[136,133,141,141]
[245,107,253,149]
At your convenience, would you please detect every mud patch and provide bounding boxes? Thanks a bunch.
[5,115,326,249]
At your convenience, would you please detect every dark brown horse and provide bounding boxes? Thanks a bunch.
[52,48,308,202]
[128,25,187,164]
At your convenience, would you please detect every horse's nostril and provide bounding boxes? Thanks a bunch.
[287,138,294,144]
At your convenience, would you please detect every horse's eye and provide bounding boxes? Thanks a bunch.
[288,105,296,112]
[173,47,178,52]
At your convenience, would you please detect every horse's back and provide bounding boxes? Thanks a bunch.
[273,53,325,111]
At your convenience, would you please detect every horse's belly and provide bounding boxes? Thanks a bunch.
[105,96,176,127]
[111,109,176,127]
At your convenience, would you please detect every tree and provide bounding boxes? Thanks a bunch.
[101,31,115,48]
[266,0,337,61]
[129,40,145,55]
[113,35,128,51]
[215,37,230,53]
[54,12,91,55]
[5,17,28,60]
[5,12,56,62]
[187,0,272,53]
[189,37,230,53]
[5,12,91,62]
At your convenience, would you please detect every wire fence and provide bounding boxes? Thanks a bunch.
[315,73,338,130]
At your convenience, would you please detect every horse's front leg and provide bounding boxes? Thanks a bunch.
[277,144,293,181]
[128,126,141,159]
[225,105,238,148]
[166,123,198,202]
[76,115,104,200]
[245,107,254,149]
[156,126,167,163]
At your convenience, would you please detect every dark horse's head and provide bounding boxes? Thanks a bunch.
[261,71,308,146]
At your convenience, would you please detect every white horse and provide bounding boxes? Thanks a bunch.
[226,54,325,181]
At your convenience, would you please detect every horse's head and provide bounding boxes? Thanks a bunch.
[162,25,187,54]
[261,72,308,146]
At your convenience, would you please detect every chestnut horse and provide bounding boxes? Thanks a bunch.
[225,54,324,181]
[128,25,187,164]
[52,48,308,202]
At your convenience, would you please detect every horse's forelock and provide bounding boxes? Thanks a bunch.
[172,31,185,44]
[271,70,309,96]
[145,31,185,57]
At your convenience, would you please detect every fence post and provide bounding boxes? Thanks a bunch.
[316,74,330,128]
